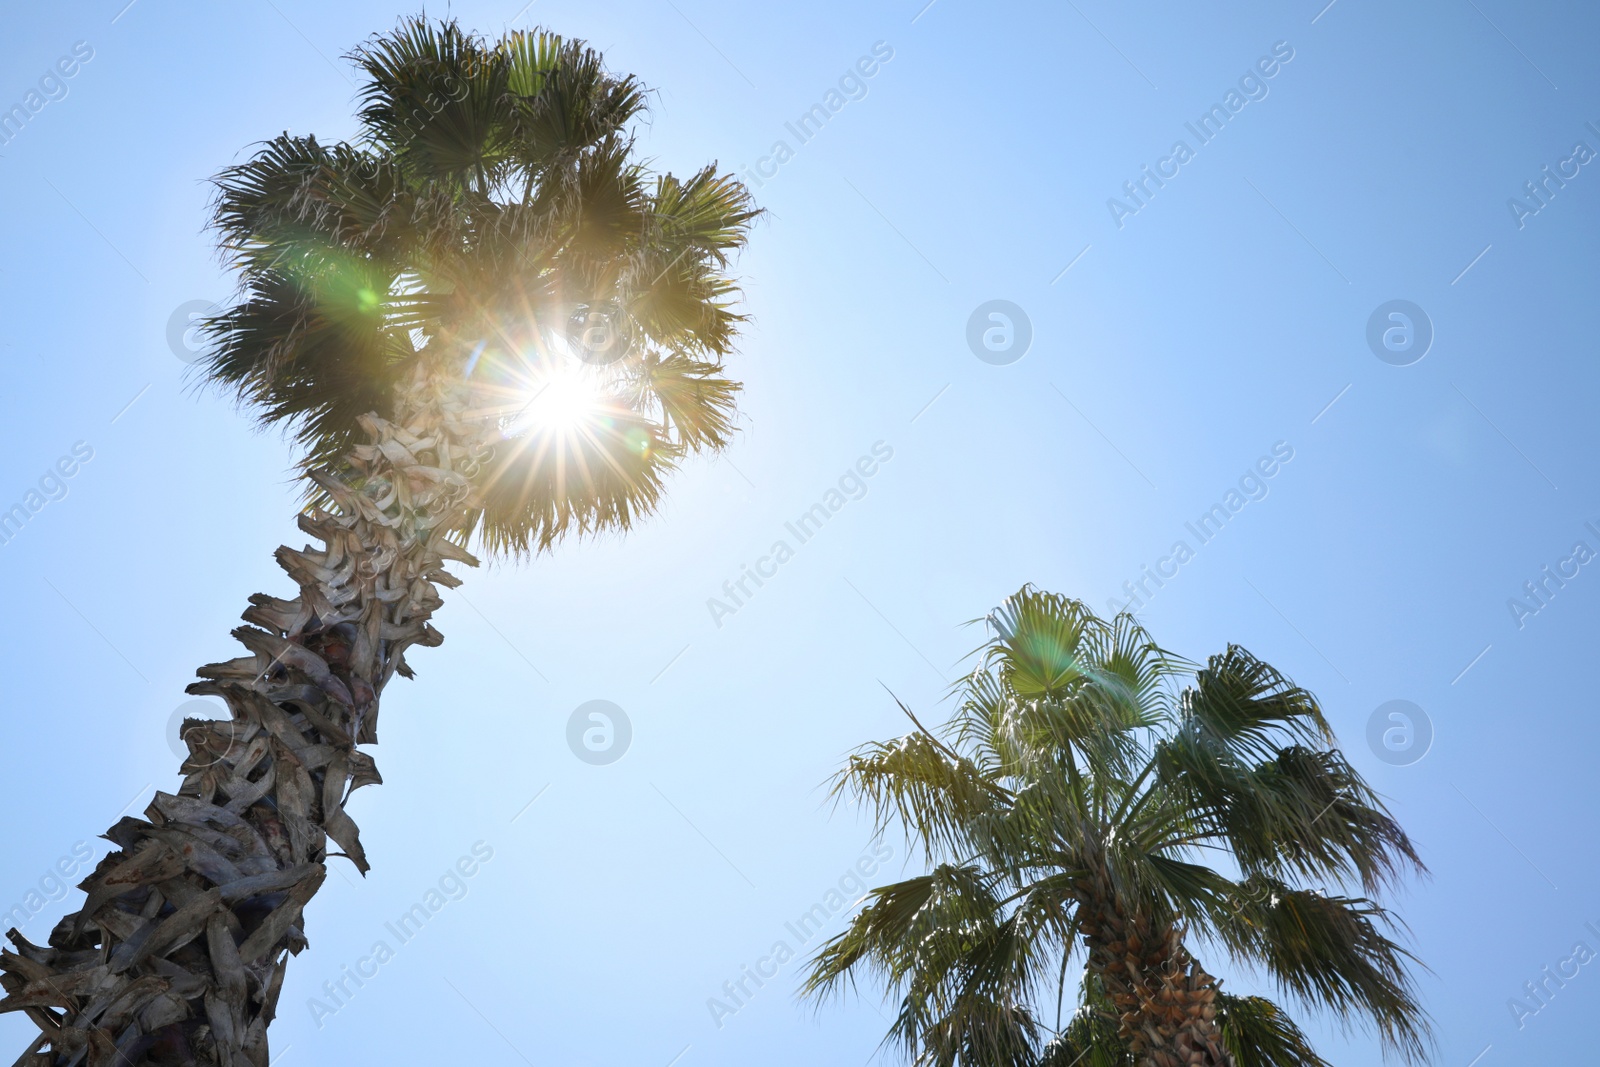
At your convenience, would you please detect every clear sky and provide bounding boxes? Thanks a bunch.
[2,1,1598,1064]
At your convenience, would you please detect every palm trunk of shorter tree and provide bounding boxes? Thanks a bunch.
[1,367,489,1067]
[1078,890,1233,1067]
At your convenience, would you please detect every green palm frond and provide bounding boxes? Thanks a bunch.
[1214,994,1332,1067]
[350,17,514,187]
[981,587,1105,698]
[1152,648,1424,895]
[634,352,739,451]
[805,865,1003,1034]
[808,864,1076,1067]
[959,589,1173,800]
[1209,880,1430,1063]
[831,734,1011,869]
[1182,646,1333,758]
[1042,1008,1131,1067]
[916,995,1043,1067]
[1042,974,1132,1067]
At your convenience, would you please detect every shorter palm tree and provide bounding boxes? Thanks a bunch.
[803,587,1431,1067]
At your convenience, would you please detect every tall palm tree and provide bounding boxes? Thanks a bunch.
[1,17,755,1067]
[802,587,1431,1067]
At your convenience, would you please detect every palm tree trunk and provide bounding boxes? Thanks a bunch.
[1079,896,1233,1067]
[1,367,490,1067]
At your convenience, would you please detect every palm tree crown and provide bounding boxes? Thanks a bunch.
[803,587,1431,1067]
[199,15,758,554]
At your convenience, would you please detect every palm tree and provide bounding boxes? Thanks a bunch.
[802,587,1431,1067]
[1,17,755,1067]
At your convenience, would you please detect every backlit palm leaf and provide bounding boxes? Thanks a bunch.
[197,15,758,555]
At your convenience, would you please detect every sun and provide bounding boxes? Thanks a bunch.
[466,333,619,440]
[499,362,609,438]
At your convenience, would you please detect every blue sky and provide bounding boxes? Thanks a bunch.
[2,0,1599,1064]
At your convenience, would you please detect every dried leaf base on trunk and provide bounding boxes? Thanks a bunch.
[2,371,488,1067]
[1080,895,1233,1067]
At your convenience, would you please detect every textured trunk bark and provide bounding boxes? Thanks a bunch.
[1078,892,1233,1067]
[1,367,490,1066]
